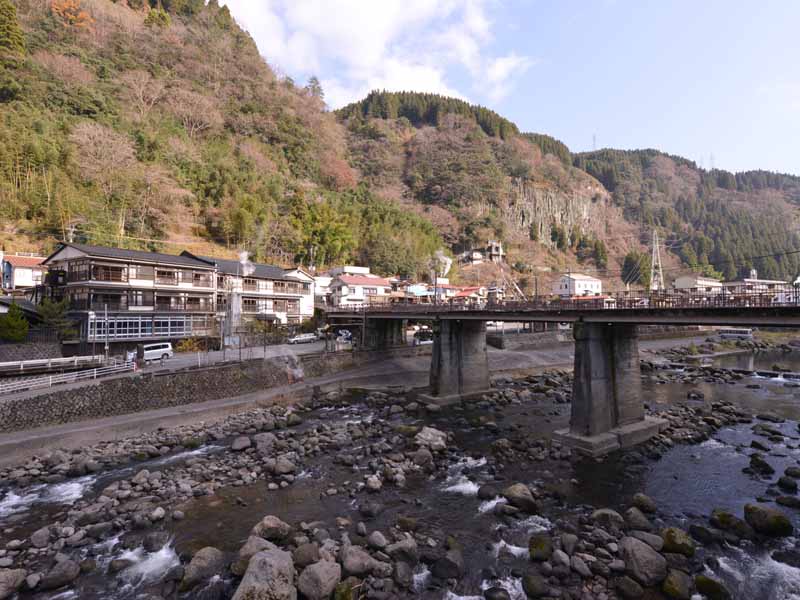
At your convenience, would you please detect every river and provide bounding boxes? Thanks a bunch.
[2,353,800,599]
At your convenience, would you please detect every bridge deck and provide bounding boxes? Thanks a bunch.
[327,305,800,327]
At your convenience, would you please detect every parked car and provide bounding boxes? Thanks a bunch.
[288,333,318,345]
[413,330,434,346]
[142,342,173,362]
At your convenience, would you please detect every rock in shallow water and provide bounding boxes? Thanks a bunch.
[0,569,26,600]
[297,560,340,600]
[40,560,80,591]
[620,536,667,586]
[232,548,296,600]
[743,503,793,537]
[181,547,225,591]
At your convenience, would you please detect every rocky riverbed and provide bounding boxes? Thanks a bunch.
[1,365,800,600]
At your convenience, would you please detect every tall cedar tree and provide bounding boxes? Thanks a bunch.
[0,0,25,59]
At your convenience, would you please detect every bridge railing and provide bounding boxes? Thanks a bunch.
[325,287,800,315]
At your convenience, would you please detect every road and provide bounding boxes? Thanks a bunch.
[140,340,329,371]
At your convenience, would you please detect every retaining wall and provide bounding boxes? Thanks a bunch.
[0,345,431,433]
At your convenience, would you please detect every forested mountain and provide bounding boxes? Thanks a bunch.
[573,149,800,280]
[0,0,440,277]
[1,0,799,287]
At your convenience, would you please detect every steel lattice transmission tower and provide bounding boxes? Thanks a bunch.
[650,230,665,291]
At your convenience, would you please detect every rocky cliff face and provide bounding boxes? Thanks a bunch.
[505,179,612,246]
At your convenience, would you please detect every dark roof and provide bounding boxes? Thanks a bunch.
[0,296,39,317]
[185,253,296,281]
[47,243,213,269]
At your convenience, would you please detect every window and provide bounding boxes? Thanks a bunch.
[156,270,177,285]
[363,287,378,296]
[129,290,154,307]
[129,265,154,280]
[274,299,287,312]
[68,260,90,282]
[243,278,258,291]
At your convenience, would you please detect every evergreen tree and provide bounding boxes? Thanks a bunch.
[305,76,324,100]
[0,302,28,342]
[38,298,76,339]
[0,0,25,61]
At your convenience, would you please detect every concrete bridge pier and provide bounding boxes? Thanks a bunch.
[555,322,666,456]
[364,318,405,349]
[420,319,491,406]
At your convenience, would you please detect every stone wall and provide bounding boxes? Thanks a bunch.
[0,342,62,363]
[0,345,432,434]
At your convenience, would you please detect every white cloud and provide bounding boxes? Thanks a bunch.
[221,0,533,108]
[485,52,536,102]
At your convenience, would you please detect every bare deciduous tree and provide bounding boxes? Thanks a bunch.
[69,121,136,199]
[168,88,224,139]
[119,69,165,121]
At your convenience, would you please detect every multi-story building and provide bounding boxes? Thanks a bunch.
[330,272,393,308]
[182,253,314,326]
[1,251,46,293]
[552,273,602,298]
[43,243,217,345]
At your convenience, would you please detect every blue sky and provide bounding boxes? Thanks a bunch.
[222,1,800,174]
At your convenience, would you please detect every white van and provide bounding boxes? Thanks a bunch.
[142,342,174,362]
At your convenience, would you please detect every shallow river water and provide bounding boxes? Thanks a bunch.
[2,360,800,599]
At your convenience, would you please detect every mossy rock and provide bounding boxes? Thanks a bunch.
[661,527,695,557]
[528,534,553,561]
[694,575,731,600]
[395,425,420,436]
[744,503,793,537]
[662,569,692,600]
[709,509,754,539]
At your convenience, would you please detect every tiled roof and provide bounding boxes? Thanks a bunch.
[50,243,212,268]
[193,255,292,281]
[3,255,45,268]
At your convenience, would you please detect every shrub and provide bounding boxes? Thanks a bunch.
[0,303,29,342]
[175,337,203,352]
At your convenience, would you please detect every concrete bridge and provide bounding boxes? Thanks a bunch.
[328,297,800,455]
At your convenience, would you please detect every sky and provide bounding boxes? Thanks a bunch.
[220,0,800,174]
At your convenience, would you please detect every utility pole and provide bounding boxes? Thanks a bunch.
[104,304,109,362]
[649,230,665,292]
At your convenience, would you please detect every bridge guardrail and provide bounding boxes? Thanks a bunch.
[325,288,800,315]
[0,361,136,396]
[0,355,108,374]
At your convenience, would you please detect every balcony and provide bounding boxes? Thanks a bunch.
[93,270,127,283]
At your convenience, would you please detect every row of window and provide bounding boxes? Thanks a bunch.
[86,316,213,341]
[64,260,213,286]
[216,275,310,294]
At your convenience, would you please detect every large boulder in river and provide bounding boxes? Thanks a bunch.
[231,436,251,451]
[694,575,731,600]
[232,537,278,576]
[744,503,793,537]
[619,536,667,586]
[340,544,388,577]
[0,569,26,599]
[661,527,695,557]
[297,560,341,600]
[40,560,80,591]
[592,508,625,531]
[414,427,447,451]
[709,509,754,539]
[502,483,539,513]
[233,548,296,600]
[749,453,775,475]
[181,547,225,591]
[252,515,291,541]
